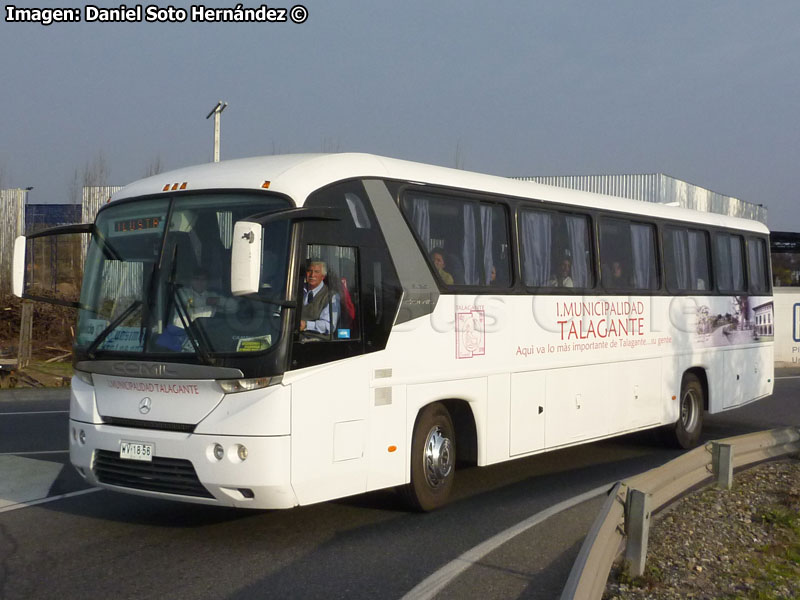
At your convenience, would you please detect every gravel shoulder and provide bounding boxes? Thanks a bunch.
[605,456,800,599]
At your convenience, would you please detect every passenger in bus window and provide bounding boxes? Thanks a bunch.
[300,259,339,337]
[430,248,454,285]
[606,261,627,288]
[549,258,574,288]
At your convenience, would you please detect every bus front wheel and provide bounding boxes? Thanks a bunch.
[400,403,456,511]
[665,373,704,449]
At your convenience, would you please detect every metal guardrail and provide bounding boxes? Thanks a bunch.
[561,427,800,600]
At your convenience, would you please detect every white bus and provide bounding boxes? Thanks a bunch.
[14,153,774,511]
[770,231,800,365]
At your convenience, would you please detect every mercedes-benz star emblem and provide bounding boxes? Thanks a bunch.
[139,397,152,415]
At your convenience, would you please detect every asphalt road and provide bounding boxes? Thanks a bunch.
[1,372,799,600]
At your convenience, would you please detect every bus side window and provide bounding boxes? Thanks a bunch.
[664,227,711,293]
[748,237,770,294]
[401,192,511,288]
[599,218,658,291]
[519,208,593,289]
[714,233,746,293]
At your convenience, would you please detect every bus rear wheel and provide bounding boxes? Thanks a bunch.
[664,373,704,449]
[400,403,456,511]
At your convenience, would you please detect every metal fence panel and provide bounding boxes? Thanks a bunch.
[81,186,123,263]
[1,187,122,295]
[515,173,768,224]
[82,186,122,224]
[0,189,26,295]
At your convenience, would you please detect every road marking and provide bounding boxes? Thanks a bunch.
[0,455,65,510]
[775,376,800,380]
[0,488,100,514]
[400,483,613,600]
[0,410,69,416]
[0,450,69,456]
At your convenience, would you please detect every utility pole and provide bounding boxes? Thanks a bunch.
[206,101,228,162]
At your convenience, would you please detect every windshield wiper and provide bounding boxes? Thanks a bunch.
[85,300,142,359]
[164,245,214,365]
[170,283,214,365]
[142,200,178,351]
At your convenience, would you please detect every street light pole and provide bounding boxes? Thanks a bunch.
[18,186,34,370]
[20,187,32,234]
[206,101,228,162]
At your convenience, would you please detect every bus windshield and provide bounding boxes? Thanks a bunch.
[75,192,291,359]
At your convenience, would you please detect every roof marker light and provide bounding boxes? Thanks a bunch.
[171,183,179,191]
[180,182,188,190]
[262,181,271,189]
[162,184,171,192]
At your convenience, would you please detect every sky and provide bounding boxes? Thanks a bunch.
[1,0,798,230]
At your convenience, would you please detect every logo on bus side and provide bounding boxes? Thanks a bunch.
[456,309,485,359]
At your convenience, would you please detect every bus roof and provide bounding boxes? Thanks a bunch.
[112,153,769,234]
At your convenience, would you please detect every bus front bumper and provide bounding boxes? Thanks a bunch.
[70,421,298,509]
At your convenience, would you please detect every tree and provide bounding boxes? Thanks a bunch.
[145,155,165,177]
[321,137,341,153]
[453,140,466,170]
[82,153,109,188]
[70,152,110,204]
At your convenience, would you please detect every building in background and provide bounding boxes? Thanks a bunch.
[513,173,767,224]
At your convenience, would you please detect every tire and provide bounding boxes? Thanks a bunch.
[664,373,704,449]
[399,403,456,511]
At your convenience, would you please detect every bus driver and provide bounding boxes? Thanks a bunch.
[300,259,338,337]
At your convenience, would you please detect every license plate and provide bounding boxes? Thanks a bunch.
[120,441,154,462]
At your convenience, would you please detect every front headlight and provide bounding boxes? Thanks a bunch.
[217,376,280,394]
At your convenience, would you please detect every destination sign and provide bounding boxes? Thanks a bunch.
[113,216,162,233]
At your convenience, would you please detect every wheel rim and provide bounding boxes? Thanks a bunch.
[680,388,699,431]
[423,425,453,489]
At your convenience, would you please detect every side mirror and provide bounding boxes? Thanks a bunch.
[11,222,92,308]
[12,236,26,298]
[231,221,263,296]
[230,206,344,297]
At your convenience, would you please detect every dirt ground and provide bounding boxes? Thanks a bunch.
[605,458,800,599]
[0,293,75,387]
